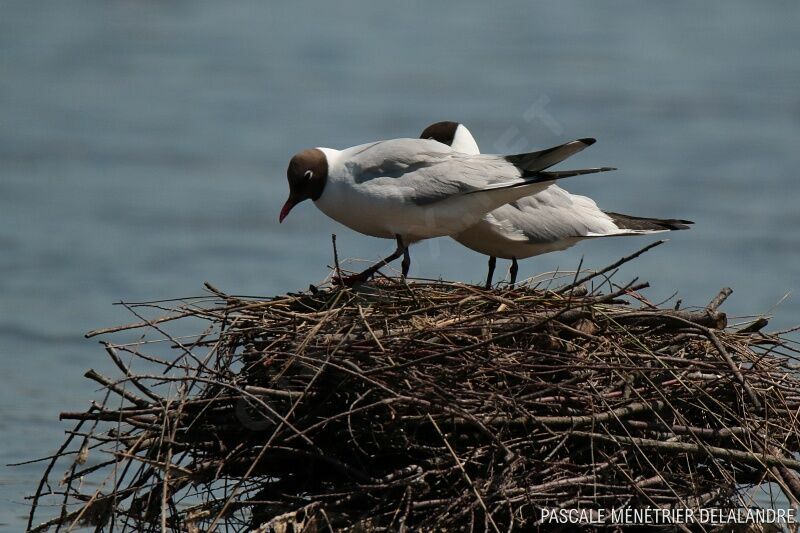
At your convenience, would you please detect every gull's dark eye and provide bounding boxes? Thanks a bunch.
[304,170,313,180]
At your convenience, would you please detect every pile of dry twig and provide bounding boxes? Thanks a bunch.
[25,245,800,531]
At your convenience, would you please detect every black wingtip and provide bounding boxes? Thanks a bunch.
[579,138,597,146]
[605,212,695,232]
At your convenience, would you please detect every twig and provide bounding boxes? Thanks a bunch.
[570,431,800,469]
[556,240,665,294]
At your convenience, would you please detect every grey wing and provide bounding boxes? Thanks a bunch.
[343,138,453,183]
[499,186,619,242]
[410,156,528,204]
[342,138,525,205]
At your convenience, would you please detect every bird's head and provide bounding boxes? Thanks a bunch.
[419,121,480,155]
[280,148,328,223]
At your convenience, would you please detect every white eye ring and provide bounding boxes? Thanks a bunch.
[304,170,313,179]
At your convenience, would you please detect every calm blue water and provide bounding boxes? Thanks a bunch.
[2,1,799,528]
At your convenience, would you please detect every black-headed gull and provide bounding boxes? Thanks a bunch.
[419,121,693,288]
[280,137,613,285]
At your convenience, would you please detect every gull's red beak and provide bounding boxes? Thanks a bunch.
[279,198,296,223]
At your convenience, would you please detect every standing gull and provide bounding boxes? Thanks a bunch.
[419,121,693,288]
[280,137,613,285]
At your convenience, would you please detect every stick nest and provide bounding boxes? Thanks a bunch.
[26,260,800,532]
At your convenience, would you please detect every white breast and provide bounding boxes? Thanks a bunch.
[313,175,402,240]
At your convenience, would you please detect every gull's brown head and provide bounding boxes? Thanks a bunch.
[280,148,328,223]
[420,121,480,155]
[419,121,460,146]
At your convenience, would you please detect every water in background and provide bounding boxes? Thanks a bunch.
[1,1,799,528]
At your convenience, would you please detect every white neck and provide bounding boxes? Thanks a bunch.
[316,147,341,166]
[452,124,481,155]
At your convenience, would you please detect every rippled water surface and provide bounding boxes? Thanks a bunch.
[2,1,799,528]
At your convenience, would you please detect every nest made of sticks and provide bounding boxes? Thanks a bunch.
[25,248,800,532]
